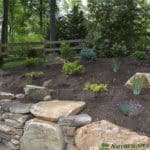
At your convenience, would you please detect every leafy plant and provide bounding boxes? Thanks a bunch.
[2,61,24,69]
[25,71,44,79]
[112,58,121,72]
[116,100,144,117]
[83,82,108,92]
[62,61,84,75]
[80,48,96,61]
[132,51,146,60]
[131,77,144,95]
[60,43,76,59]
[23,58,44,68]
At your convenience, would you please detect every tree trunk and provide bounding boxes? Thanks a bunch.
[0,0,9,64]
[40,0,43,34]
[50,0,56,44]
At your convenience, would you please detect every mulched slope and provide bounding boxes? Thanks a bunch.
[0,57,150,136]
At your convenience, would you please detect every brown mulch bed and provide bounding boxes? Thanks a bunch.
[0,57,150,137]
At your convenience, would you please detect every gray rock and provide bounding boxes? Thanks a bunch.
[0,121,16,134]
[2,113,31,124]
[7,141,20,150]
[20,118,65,150]
[43,95,52,101]
[24,85,54,101]
[15,94,25,100]
[9,102,32,114]
[58,114,92,127]
[42,79,53,88]
[0,92,15,100]
[4,119,24,128]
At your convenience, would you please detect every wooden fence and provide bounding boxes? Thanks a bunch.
[0,32,150,57]
[0,39,87,56]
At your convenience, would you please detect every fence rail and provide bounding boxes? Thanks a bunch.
[0,32,150,57]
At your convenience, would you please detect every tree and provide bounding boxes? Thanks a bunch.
[56,5,87,40]
[50,0,56,41]
[1,0,9,50]
[0,0,9,64]
[88,0,150,57]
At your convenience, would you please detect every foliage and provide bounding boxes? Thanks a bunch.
[80,48,96,61]
[131,77,144,95]
[25,71,44,79]
[88,0,150,57]
[2,57,45,69]
[116,100,144,117]
[83,82,108,92]
[56,5,87,40]
[112,58,121,72]
[23,58,44,68]
[60,43,76,59]
[2,61,24,69]
[132,51,146,60]
[62,61,84,75]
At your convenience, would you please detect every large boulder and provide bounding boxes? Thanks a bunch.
[20,118,65,150]
[24,85,54,101]
[75,120,150,150]
[30,100,86,122]
[125,72,150,89]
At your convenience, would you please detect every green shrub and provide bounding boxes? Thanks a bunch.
[112,58,121,72]
[60,43,76,59]
[131,77,144,95]
[132,51,146,60]
[62,61,84,75]
[25,71,44,79]
[83,82,108,92]
[80,48,96,61]
[2,61,24,69]
[23,58,43,68]
[110,43,128,57]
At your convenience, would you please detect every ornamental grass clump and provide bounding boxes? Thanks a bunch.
[116,100,144,117]
[112,58,121,72]
[131,77,144,95]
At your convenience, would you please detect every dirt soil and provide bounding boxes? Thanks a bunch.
[0,57,150,137]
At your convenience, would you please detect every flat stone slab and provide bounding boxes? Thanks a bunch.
[1,101,32,114]
[58,114,92,127]
[0,92,15,100]
[125,72,150,89]
[75,120,150,150]
[30,100,86,121]
[20,118,65,150]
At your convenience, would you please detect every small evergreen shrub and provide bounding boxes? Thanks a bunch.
[83,82,108,92]
[60,43,75,59]
[25,71,44,79]
[132,51,146,60]
[116,100,144,117]
[80,48,96,61]
[131,77,144,95]
[62,61,84,75]
[112,58,121,72]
